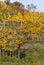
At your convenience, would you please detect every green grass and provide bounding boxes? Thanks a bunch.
[0,44,44,65]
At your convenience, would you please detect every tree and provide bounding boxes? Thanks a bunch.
[0,1,44,58]
[27,4,36,11]
[4,0,10,5]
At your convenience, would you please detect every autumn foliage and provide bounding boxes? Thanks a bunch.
[0,1,44,57]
